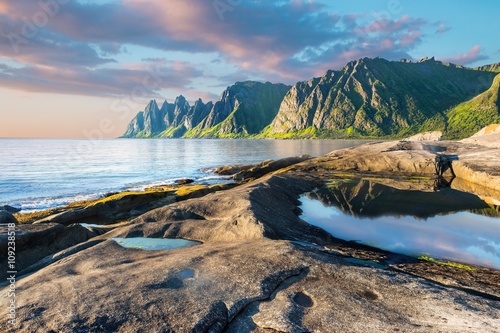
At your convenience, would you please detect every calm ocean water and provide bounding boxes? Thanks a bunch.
[0,138,367,212]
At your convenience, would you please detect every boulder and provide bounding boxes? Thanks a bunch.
[1,205,21,214]
[0,210,17,224]
[461,124,500,148]
[403,131,442,141]
[175,178,195,185]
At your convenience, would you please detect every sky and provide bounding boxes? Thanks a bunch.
[0,0,498,138]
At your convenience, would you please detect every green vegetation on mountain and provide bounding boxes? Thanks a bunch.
[445,74,500,139]
[122,57,500,140]
[475,63,500,73]
[266,57,497,138]
[123,81,289,138]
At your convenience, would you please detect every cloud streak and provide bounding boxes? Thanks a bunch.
[0,60,203,97]
[0,0,442,97]
[439,45,489,65]
[436,23,451,34]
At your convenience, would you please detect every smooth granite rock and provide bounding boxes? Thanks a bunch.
[1,240,498,332]
[404,131,443,141]
[1,205,21,214]
[2,128,500,332]
[0,211,17,225]
[0,223,96,280]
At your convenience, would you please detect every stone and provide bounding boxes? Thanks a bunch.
[33,191,171,225]
[1,205,21,214]
[0,223,96,280]
[175,178,195,185]
[215,156,311,181]
[461,124,500,148]
[0,210,17,225]
[1,240,498,332]
[403,131,442,141]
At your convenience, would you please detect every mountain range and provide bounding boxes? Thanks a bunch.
[123,57,500,139]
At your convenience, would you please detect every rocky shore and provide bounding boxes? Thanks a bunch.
[1,127,500,332]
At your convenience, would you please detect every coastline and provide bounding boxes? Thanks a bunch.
[0,138,368,212]
[1,130,500,332]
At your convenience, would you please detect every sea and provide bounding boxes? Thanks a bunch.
[0,138,367,212]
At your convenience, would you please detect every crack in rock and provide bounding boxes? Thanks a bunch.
[192,267,307,333]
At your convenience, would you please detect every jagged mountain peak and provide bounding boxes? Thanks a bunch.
[174,95,187,103]
[145,99,159,111]
[268,57,498,138]
[122,57,500,139]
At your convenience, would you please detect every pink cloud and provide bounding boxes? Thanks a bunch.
[0,0,434,95]
[400,31,423,47]
[436,23,451,34]
[439,45,489,65]
[360,15,425,35]
[0,60,203,97]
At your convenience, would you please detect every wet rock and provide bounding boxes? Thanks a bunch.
[295,128,500,193]
[0,223,96,280]
[33,191,172,225]
[292,292,314,307]
[215,155,311,181]
[0,210,17,224]
[1,205,21,214]
[175,178,195,185]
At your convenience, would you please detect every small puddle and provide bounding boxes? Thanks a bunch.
[80,223,104,228]
[292,292,314,307]
[111,238,200,250]
[178,269,195,279]
[343,258,388,269]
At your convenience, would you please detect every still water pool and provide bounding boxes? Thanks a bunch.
[300,179,500,269]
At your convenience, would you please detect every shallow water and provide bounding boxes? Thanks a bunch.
[80,223,103,228]
[111,237,200,251]
[0,138,368,211]
[300,180,500,269]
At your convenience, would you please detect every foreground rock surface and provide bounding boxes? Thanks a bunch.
[2,240,498,333]
[1,126,500,332]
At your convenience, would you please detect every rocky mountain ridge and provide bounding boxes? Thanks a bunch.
[123,81,290,138]
[123,57,500,139]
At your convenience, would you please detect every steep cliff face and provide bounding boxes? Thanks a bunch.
[475,63,500,73]
[123,111,144,138]
[159,98,214,138]
[122,81,290,138]
[183,99,214,130]
[164,96,190,128]
[143,100,166,136]
[267,57,498,138]
[122,58,500,139]
[446,73,500,139]
[185,81,291,138]
[123,100,166,138]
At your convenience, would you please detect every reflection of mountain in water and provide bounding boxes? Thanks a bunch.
[307,179,500,219]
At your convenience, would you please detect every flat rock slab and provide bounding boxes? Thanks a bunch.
[1,240,498,332]
[294,139,500,194]
[0,223,96,280]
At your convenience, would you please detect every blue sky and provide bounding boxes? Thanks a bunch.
[0,0,498,137]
